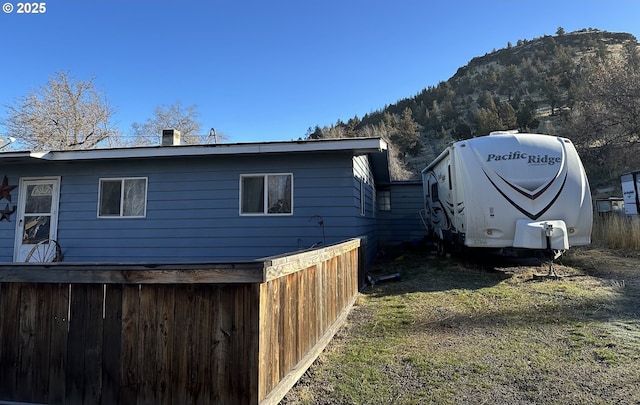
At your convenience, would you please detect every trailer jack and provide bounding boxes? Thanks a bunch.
[544,223,557,277]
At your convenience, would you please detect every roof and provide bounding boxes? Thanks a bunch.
[0,137,391,182]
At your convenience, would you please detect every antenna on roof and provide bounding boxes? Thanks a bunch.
[0,136,16,150]
[209,128,218,144]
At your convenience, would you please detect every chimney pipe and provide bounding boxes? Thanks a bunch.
[162,129,181,146]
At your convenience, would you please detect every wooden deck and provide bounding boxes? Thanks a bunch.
[0,238,363,405]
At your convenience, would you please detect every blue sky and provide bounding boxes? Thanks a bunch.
[1,0,639,144]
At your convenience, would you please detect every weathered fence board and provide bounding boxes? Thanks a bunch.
[0,238,362,404]
[102,284,123,405]
[0,282,20,399]
[49,283,70,404]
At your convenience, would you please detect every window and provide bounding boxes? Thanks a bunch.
[431,182,439,202]
[240,174,292,215]
[98,178,147,218]
[378,190,391,212]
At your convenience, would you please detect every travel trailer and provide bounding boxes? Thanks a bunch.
[621,170,640,215]
[421,132,592,259]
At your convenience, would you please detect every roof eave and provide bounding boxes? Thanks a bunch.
[32,137,388,161]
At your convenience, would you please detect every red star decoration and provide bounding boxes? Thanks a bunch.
[0,176,16,202]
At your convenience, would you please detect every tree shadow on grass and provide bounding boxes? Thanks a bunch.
[363,249,515,296]
[363,247,640,328]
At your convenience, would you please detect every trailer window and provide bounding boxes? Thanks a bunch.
[448,165,452,190]
[431,183,439,201]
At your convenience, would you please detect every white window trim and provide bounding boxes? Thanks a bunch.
[97,177,148,218]
[239,173,294,216]
[360,178,366,216]
[372,187,377,218]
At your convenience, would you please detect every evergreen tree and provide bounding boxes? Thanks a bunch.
[477,90,498,112]
[345,116,360,137]
[392,108,422,156]
[453,122,472,140]
[500,65,520,101]
[473,108,504,135]
[499,102,518,129]
[540,76,562,116]
[516,98,539,130]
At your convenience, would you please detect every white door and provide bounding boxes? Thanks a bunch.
[14,177,61,262]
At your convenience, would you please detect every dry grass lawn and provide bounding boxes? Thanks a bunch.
[281,247,640,404]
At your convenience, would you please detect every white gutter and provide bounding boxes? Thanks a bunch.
[30,151,50,159]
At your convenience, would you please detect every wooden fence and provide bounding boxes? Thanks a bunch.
[0,238,363,405]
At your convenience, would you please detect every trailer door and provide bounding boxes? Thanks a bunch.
[621,172,639,215]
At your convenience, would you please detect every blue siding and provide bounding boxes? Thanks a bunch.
[352,155,378,263]
[0,151,381,263]
[376,181,427,249]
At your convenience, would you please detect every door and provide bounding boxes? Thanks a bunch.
[14,177,61,262]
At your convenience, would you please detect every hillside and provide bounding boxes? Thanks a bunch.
[308,28,640,191]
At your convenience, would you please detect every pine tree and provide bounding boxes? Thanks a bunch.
[499,102,517,129]
[392,108,422,156]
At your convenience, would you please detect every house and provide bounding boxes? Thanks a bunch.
[0,133,395,264]
[375,180,426,252]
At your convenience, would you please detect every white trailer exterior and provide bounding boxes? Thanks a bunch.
[621,171,640,215]
[421,132,592,255]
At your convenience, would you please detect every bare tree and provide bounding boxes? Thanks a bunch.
[3,71,117,150]
[564,50,640,182]
[130,101,224,146]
